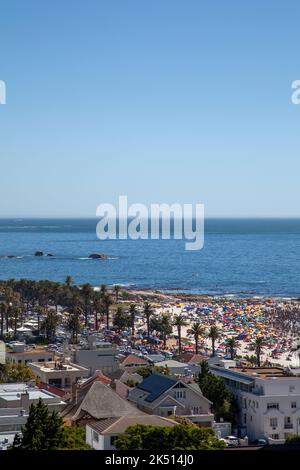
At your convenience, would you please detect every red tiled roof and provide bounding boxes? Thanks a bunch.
[80,370,112,387]
[119,354,148,366]
[37,382,66,398]
[176,352,207,364]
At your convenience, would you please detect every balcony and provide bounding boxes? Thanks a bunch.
[284,424,293,429]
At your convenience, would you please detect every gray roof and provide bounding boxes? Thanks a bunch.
[136,374,177,403]
[72,381,141,421]
[88,415,177,435]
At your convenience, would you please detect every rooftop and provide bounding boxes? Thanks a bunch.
[30,361,87,373]
[88,415,176,435]
[137,373,177,402]
[214,366,298,380]
[8,349,54,356]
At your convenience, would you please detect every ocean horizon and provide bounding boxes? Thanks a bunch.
[0,217,300,298]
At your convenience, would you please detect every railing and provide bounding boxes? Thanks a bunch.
[284,424,293,429]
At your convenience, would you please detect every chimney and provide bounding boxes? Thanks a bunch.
[20,392,30,412]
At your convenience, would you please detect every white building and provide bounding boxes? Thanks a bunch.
[28,360,89,391]
[210,364,300,444]
[0,382,66,412]
[86,415,176,450]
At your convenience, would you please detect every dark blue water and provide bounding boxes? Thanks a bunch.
[0,218,300,298]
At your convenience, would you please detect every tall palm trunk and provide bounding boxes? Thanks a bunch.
[195,336,199,354]
[95,309,99,331]
[0,312,4,337]
[178,326,182,353]
[212,338,215,357]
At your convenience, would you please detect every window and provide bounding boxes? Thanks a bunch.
[256,402,259,408]
[291,402,297,409]
[244,413,247,424]
[92,430,99,443]
[267,403,279,410]
[289,386,295,393]
[49,378,62,388]
[270,434,279,440]
[270,418,278,428]
[193,406,202,414]
[110,436,118,446]
[167,410,173,416]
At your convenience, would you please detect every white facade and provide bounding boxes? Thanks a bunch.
[28,361,89,390]
[210,365,300,443]
[86,426,115,451]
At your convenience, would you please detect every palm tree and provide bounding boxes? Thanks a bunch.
[187,322,205,354]
[93,292,102,331]
[253,336,264,367]
[0,302,7,338]
[36,306,44,336]
[114,285,120,304]
[144,302,153,339]
[67,306,82,344]
[13,306,21,339]
[226,337,239,360]
[160,314,172,349]
[129,304,137,337]
[208,325,219,357]
[81,283,93,327]
[103,293,112,330]
[65,276,73,288]
[100,284,107,297]
[173,315,187,354]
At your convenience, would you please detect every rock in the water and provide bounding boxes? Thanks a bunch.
[34,251,44,257]
[47,254,54,257]
[88,253,108,259]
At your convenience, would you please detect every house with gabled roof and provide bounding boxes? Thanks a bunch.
[61,380,141,425]
[127,373,214,426]
[86,415,176,450]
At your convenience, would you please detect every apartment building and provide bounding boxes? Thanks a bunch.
[210,364,300,443]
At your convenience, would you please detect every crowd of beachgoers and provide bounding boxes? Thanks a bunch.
[132,291,300,367]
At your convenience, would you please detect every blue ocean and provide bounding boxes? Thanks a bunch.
[0,218,300,298]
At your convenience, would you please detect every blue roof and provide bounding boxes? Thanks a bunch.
[137,374,177,403]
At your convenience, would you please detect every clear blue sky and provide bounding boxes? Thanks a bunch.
[0,0,300,217]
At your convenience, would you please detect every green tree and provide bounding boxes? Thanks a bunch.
[67,306,82,344]
[65,276,73,288]
[59,426,91,450]
[129,304,137,337]
[115,424,225,450]
[14,398,64,450]
[113,306,131,330]
[144,302,153,339]
[208,325,219,357]
[187,322,205,354]
[253,336,264,367]
[41,310,58,342]
[198,370,238,423]
[173,315,187,354]
[226,337,239,360]
[114,285,120,303]
[103,293,113,330]
[0,362,37,383]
